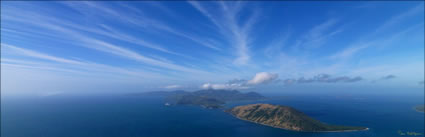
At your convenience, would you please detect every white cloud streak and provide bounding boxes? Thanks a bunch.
[1,44,167,79]
[331,3,424,59]
[62,1,220,51]
[374,3,424,34]
[164,85,182,89]
[293,18,343,51]
[331,22,423,59]
[2,8,210,74]
[4,6,187,58]
[188,1,259,65]
[2,44,83,65]
[264,30,291,58]
[201,72,278,90]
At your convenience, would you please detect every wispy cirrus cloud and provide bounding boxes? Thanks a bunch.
[330,3,424,60]
[1,43,167,79]
[2,8,210,75]
[264,30,291,58]
[2,1,217,67]
[330,22,423,60]
[1,6,183,57]
[79,38,209,74]
[1,63,85,75]
[2,44,83,65]
[293,18,343,51]
[188,1,259,65]
[373,3,424,34]
[330,42,371,59]
[62,1,221,51]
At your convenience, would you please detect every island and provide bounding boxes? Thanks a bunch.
[141,89,266,108]
[226,104,368,132]
[173,94,225,109]
[415,105,424,113]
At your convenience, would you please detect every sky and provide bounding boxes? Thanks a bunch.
[1,1,424,96]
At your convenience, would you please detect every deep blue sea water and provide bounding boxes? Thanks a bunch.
[1,94,424,137]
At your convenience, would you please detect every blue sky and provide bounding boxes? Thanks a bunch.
[1,1,424,96]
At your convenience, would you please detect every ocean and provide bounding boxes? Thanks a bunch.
[1,93,424,137]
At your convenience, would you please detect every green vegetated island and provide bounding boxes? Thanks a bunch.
[143,89,266,108]
[415,105,424,113]
[226,103,368,132]
[142,89,367,132]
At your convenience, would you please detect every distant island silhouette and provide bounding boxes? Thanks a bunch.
[414,105,424,113]
[142,89,265,108]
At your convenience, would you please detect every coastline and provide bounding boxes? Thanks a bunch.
[414,109,425,113]
[228,113,369,133]
[413,106,425,113]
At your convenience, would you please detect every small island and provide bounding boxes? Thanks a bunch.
[142,89,266,108]
[174,94,225,109]
[414,105,424,113]
[226,104,368,132]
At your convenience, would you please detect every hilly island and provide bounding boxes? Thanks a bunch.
[415,105,424,113]
[142,89,266,108]
[141,90,367,132]
[226,104,368,132]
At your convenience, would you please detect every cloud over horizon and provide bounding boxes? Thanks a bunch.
[381,75,396,80]
[247,72,279,85]
[201,72,278,90]
[164,85,183,89]
[282,74,363,85]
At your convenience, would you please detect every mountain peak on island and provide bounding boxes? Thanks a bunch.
[226,104,368,132]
